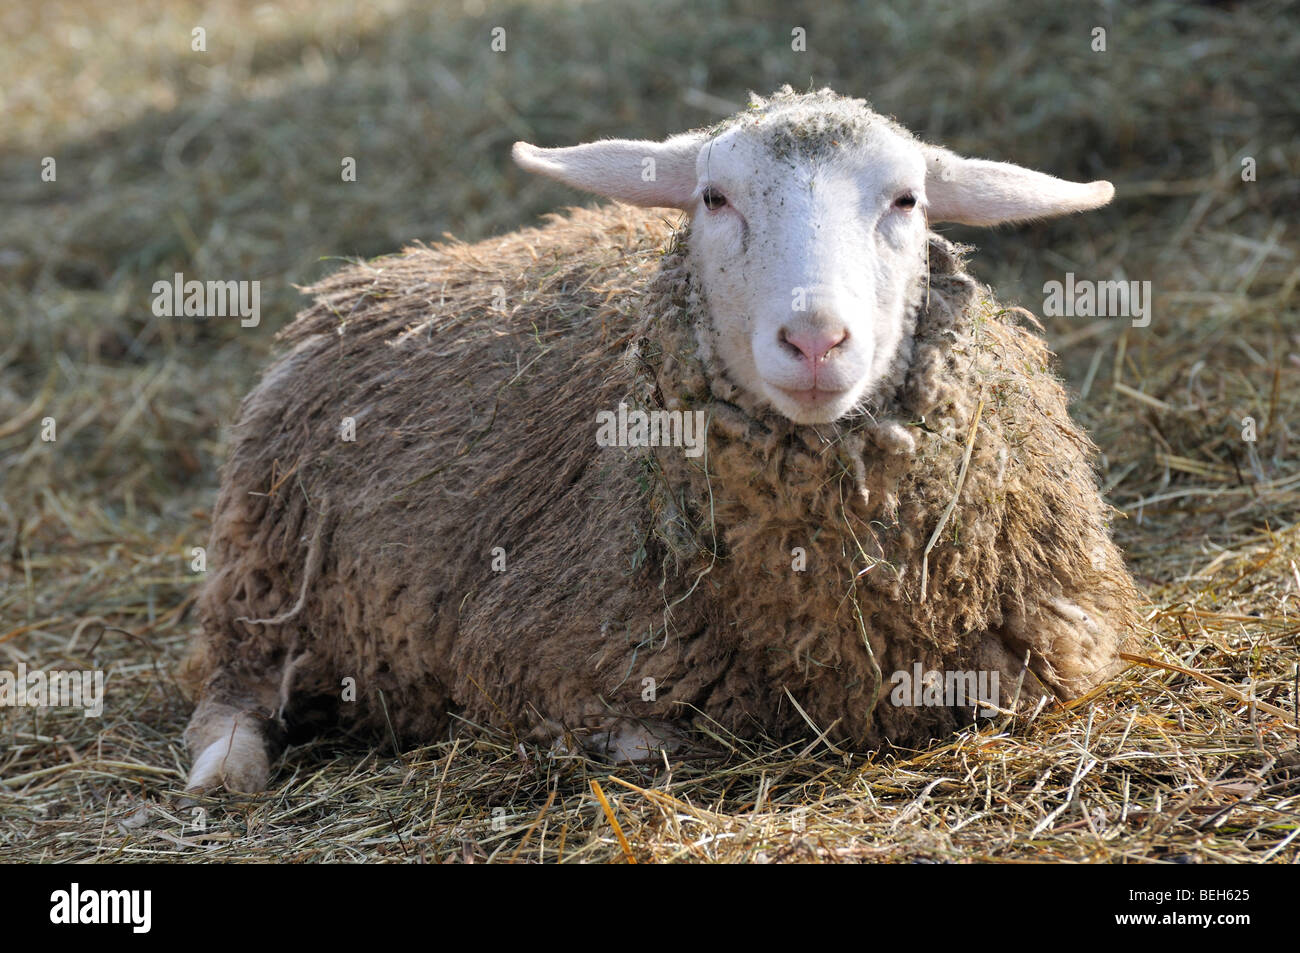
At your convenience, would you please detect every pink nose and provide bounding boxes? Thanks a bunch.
[781,328,848,364]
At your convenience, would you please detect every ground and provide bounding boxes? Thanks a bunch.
[1,0,1298,862]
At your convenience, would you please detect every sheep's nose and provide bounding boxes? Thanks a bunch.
[779,327,849,364]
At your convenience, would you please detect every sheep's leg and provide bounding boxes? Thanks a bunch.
[183,680,285,794]
[971,638,1052,712]
[1001,593,1127,701]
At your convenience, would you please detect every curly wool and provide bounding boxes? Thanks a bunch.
[181,203,1139,759]
[631,227,1139,744]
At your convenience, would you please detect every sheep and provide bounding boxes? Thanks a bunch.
[180,87,1140,794]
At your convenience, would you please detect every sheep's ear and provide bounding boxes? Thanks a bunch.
[923,146,1114,226]
[512,134,704,210]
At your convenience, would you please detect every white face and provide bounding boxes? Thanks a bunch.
[687,123,929,424]
[514,90,1115,425]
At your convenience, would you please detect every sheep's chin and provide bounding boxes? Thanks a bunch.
[762,382,860,425]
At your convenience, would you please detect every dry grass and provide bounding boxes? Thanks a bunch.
[2,0,1298,862]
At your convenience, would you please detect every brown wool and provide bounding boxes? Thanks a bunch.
[181,203,1140,780]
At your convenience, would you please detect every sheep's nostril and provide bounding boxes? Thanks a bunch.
[779,328,849,363]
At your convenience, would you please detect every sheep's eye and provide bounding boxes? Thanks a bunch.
[894,192,917,211]
[702,187,728,211]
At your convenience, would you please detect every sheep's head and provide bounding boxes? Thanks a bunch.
[514,87,1114,424]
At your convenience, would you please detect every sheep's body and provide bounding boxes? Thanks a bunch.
[182,201,1139,788]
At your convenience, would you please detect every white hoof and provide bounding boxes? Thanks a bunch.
[585,720,680,763]
[185,724,271,794]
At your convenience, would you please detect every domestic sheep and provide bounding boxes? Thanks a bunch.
[181,87,1140,794]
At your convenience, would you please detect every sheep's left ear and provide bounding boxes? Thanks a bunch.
[513,134,705,210]
[923,146,1114,226]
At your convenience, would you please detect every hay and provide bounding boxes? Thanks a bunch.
[2,0,1298,862]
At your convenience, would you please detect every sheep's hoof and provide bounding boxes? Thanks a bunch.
[184,732,272,795]
[583,719,682,763]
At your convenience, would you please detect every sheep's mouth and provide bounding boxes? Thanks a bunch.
[770,383,856,424]
[775,384,848,407]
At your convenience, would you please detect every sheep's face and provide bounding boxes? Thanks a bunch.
[513,87,1115,425]
[687,112,929,423]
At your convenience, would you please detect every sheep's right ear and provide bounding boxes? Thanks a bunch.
[512,134,704,210]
